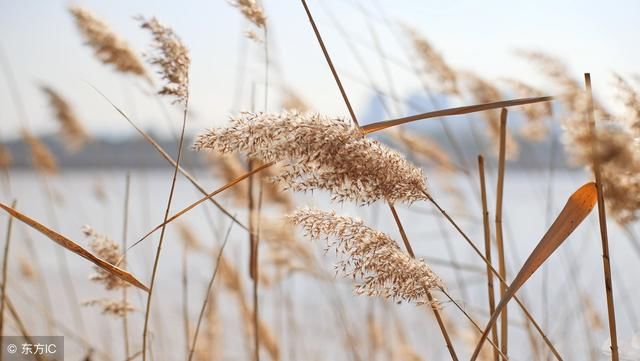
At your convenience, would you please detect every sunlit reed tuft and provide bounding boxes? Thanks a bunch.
[139,17,190,104]
[230,0,267,29]
[503,79,552,141]
[194,111,428,204]
[0,144,12,171]
[289,208,444,304]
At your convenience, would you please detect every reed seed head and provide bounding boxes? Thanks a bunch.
[230,0,266,28]
[289,208,444,304]
[0,143,12,171]
[194,111,428,205]
[83,225,129,290]
[21,130,58,175]
[503,79,552,141]
[41,86,90,151]
[83,299,135,317]
[139,17,190,104]
[69,5,148,78]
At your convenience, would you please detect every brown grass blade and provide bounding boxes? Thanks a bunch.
[0,202,149,292]
[471,182,597,360]
[361,95,554,134]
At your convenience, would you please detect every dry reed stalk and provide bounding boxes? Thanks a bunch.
[494,109,509,357]
[41,86,90,151]
[385,205,459,360]
[69,5,148,80]
[361,95,554,134]
[21,130,58,174]
[188,222,233,361]
[0,200,16,343]
[0,288,45,361]
[247,158,260,361]
[503,79,553,141]
[401,24,459,96]
[478,156,499,361]
[121,173,131,359]
[299,0,358,126]
[137,13,192,344]
[585,73,619,361]
[464,74,519,159]
[194,112,428,205]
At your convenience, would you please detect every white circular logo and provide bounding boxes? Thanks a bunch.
[6,343,17,354]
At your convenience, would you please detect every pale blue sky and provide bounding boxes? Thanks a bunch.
[1,0,638,138]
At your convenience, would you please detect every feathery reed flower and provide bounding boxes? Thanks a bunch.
[83,225,129,290]
[402,24,459,96]
[139,17,190,104]
[613,73,640,137]
[289,208,444,304]
[230,0,266,28]
[41,86,89,151]
[69,5,148,79]
[464,73,519,158]
[83,299,135,317]
[0,144,11,171]
[194,111,428,204]
[21,130,58,174]
[503,79,552,141]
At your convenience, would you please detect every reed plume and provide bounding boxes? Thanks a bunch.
[503,79,552,141]
[289,208,444,304]
[402,24,459,96]
[612,73,640,137]
[21,130,58,174]
[82,299,135,317]
[41,86,90,151]
[139,17,190,104]
[69,5,148,79]
[244,30,263,43]
[194,111,428,205]
[83,225,129,290]
[230,0,267,28]
[464,73,519,158]
[176,221,202,251]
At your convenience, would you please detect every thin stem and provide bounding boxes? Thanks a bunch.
[0,199,16,346]
[495,108,509,357]
[122,174,131,360]
[188,221,234,361]
[478,156,499,361]
[584,73,619,361]
[423,191,563,360]
[299,0,359,127]
[388,203,458,360]
[142,98,189,361]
